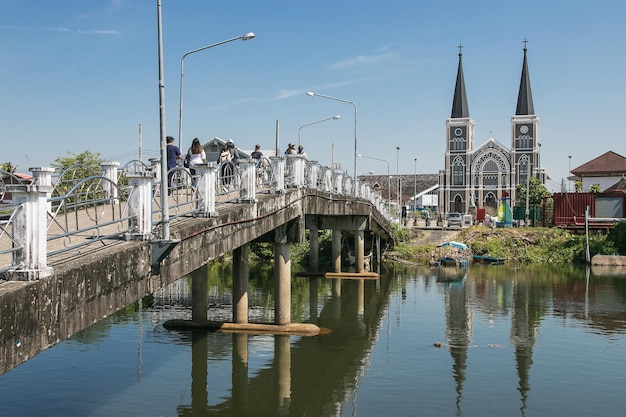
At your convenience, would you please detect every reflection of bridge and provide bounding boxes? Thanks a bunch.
[173,266,393,417]
[0,157,393,375]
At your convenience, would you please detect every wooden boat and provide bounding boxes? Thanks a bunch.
[472,254,506,265]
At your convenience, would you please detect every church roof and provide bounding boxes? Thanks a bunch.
[515,45,535,115]
[450,50,469,118]
[571,151,626,176]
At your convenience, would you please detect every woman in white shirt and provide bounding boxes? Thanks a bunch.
[186,138,206,183]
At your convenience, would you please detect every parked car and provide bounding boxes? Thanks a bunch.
[447,212,463,227]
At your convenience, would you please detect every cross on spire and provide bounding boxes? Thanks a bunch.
[522,38,529,50]
[457,43,463,56]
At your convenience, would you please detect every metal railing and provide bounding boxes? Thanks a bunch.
[1,156,391,280]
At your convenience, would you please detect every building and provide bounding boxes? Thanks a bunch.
[570,151,626,192]
[438,44,548,216]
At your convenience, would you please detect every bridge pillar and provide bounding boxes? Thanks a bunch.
[3,167,54,281]
[233,245,249,324]
[270,156,285,193]
[332,230,342,273]
[195,163,217,217]
[191,331,208,412]
[355,229,365,273]
[126,171,154,240]
[274,242,291,325]
[100,161,120,201]
[191,265,208,321]
[239,160,257,202]
[308,223,319,273]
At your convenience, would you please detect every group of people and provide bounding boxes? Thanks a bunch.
[165,137,309,190]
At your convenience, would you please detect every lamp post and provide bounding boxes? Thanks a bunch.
[414,158,417,212]
[178,32,255,150]
[357,153,390,216]
[298,115,341,147]
[568,155,572,192]
[156,0,170,239]
[306,91,358,196]
[396,146,400,221]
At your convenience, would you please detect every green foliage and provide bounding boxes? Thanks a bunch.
[516,177,551,206]
[1,162,18,173]
[589,184,602,193]
[574,180,583,192]
[606,222,626,255]
[391,223,411,243]
[52,150,104,181]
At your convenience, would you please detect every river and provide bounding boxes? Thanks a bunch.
[1,262,625,417]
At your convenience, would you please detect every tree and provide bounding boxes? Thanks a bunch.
[516,177,551,206]
[574,180,582,192]
[1,162,18,173]
[590,184,602,193]
[51,150,105,198]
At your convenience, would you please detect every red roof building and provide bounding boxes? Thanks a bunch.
[571,151,626,192]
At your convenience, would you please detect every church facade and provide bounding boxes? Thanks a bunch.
[438,44,548,216]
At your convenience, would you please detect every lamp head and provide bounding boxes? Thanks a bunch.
[333,115,341,120]
[242,32,255,41]
[305,91,316,97]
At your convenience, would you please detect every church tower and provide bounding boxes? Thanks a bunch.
[439,45,475,214]
[511,41,541,203]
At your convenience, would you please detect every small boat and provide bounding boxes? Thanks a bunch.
[472,254,506,265]
[435,241,469,268]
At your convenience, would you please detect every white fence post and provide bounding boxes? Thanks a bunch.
[126,171,154,240]
[291,156,305,187]
[195,163,218,217]
[101,161,120,201]
[4,167,55,281]
[239,160,257,202]
[334,171,344,194]
[307,161,319,189]
[271,156,285,193]
[321,167,333,192]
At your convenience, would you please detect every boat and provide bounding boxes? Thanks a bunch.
[435,241,469,268]
[472,254,506,265]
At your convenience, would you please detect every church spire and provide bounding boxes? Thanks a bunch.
[515,40,535,115]
[451,44,469,118]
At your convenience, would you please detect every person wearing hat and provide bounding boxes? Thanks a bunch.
[298,144,308,160]
[285,143,296,155]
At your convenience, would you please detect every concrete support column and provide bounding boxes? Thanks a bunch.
[239,160,257,202]
[148,157,161,187]
[100,161,120,201]
[270,156,285,193]
[332,229,342,273]
[307,161,319,189]
[309,277,319,320]
[191,266,208,322]
[126,171,154,240]
[4,167,54,281]
[274,242,291,325]
[233,245,249,324]
[232,333,249,415]
[355,229,365,273]
[308,223,319,273]
[275,335,291,416]
[195,163,217,217]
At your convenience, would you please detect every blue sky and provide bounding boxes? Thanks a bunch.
[2,0,625,191]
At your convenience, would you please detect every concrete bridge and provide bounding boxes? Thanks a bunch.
[0,156,393,375]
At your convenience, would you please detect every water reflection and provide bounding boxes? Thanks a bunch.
[1,264,624,417]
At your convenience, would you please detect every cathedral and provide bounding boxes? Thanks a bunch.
[438,43,548,216]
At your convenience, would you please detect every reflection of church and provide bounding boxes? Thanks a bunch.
[438,43,548,215]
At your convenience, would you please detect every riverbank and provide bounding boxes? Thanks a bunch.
[389,225,619,265]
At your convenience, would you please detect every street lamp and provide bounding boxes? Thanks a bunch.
[414,158,417,212]
[357,153,391,216]
[396,146,400,221]
[568,155,572,192]
[298,115,341,147]
[306,91,358,196]
[178,32,255,149]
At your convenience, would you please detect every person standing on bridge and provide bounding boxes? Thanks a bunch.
[166,136,181,194]
[186,138,206,185]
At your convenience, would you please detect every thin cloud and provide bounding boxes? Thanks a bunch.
[330,51,396,69]
[274,77,380,101]
[211,97,258,110]
[0,25,120,35]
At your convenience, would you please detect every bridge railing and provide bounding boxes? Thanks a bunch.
[1,156,390,281]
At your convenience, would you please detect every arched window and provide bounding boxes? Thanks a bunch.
[452,157,465,186]
[485,192,497,210]
[483,160,498,188]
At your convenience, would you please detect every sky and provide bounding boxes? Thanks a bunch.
[1,0,625,192]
